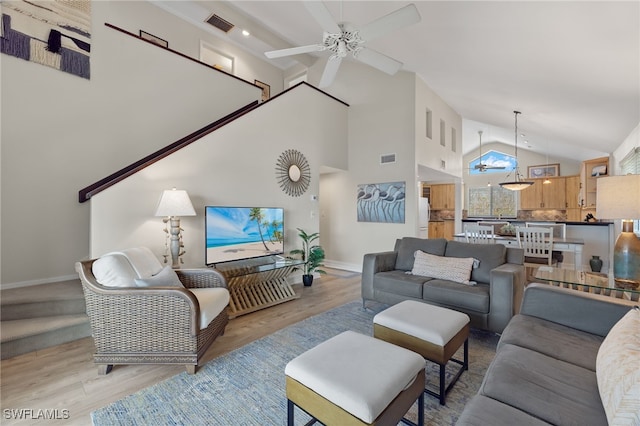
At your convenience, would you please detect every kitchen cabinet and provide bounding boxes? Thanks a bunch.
[444,220,455,240]
[581,156,609,211]
[565,175,582,221]
[430,184,455,210]
[565,175,581,208]
[429,221,444,239]
[520,177,566,209]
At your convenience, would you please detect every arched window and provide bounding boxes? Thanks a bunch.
[469,150,516,175]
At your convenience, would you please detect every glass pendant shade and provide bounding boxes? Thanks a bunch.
[500,181,534,191]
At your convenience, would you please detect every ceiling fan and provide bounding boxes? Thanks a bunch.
[264,2,421,88]
[472,130,506,173]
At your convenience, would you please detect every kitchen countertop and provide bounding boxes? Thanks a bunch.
[462,219,613,226]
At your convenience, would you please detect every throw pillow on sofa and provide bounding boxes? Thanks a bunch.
[596,306,640,425]
[394,237,448,271]
[411,250,475,285]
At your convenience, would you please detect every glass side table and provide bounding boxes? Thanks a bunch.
[534,267,640,302]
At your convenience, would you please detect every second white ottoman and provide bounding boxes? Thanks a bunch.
[285,330,426,425]
[373,300,470,405]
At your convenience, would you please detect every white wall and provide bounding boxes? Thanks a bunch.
[0,1,283,286]
[415,75,463,177]
[611,122,640,174]
[90,85,348,268]
[316,61,461,271]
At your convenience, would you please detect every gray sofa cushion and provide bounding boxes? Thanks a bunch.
[422,280,490,313]
[393,237,447,271]
[479,344,608,426]
[373,270,427,299]
[498,314,604,371]
[444,240,506,284]
[456,395,551,426]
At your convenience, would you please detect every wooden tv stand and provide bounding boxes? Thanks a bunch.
[213,257,304,318]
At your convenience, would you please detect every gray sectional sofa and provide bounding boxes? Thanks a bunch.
[457,283,637,426]
[362,237,525,334]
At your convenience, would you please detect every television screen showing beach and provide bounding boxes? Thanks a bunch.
[205,206,284,264]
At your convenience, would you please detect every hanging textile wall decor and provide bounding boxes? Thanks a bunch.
[1,0,91,79]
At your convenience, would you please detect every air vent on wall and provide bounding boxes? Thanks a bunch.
[380,153,396,164]
[206,14,234,33]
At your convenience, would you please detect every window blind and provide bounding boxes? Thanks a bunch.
[620,147,640,174]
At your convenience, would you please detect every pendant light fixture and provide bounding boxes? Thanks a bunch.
[499,111,534,191]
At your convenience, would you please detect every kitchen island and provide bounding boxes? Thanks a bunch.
[461,220,614,272]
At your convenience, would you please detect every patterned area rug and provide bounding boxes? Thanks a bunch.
[91,301,499,425]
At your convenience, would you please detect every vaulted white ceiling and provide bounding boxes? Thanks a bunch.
[154,1,639,162]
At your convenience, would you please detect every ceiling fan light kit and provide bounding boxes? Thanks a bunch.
[472,130,506,173]
[499,111,534,191]
[264,2,421,88]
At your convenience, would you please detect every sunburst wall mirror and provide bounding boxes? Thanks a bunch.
[275,149,311,197]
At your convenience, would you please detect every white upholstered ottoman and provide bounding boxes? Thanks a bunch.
[373,300,470,405]
[285,330,426,426]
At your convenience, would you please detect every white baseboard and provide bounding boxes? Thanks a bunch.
[0,274,79,290]
[324,260,361,273]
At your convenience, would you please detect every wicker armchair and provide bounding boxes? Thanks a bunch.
[75,256,229,375]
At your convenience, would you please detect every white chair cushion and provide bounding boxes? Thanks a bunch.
[190,288,230,329]
[411,250,475,285]
[285,330,425,424]
[119,247,163,278]
[134,266,183,288]
[92,253,137,287]
[374,300,470,346]
[596,307,640,425]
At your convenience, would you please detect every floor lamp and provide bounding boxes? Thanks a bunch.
[155,188,196,268]
[596,175,640,288]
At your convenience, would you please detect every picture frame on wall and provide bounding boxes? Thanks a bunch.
[139,30,168,48]
[356,181,405,223]
[528,163,560,179]
[254,80,270,102]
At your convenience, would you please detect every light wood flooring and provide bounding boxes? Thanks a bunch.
[0,268,362,425]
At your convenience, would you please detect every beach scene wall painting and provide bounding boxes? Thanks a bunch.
[206,207,284,264]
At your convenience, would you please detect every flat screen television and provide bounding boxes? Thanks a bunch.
[205,206,284,265]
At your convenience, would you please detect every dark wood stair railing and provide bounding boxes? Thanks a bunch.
[78,100,259,203]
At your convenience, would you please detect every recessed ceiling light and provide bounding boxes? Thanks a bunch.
[242,29,250,37]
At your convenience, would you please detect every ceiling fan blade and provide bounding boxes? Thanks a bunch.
[355,47,403,75]
[358,4,421,42]
[304,1,341,34]
[319,56,343,88]
[265,44,325,59]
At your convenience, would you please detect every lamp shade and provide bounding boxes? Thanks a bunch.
[596,175,640,219]
[154,188,196,217]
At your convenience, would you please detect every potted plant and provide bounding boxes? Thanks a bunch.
[290,228,326,286]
